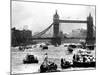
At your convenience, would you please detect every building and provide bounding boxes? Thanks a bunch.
[11,27,32,46]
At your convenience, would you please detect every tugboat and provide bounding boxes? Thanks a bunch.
[73,50,96,67]
[61,58,72,69]
[23,54,38,64]
[40,53,58,73]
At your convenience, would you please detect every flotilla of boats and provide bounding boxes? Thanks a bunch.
[15,42,96,73]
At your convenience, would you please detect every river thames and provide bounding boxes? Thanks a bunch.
[11,44,95,75]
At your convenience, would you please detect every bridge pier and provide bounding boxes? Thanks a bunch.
[51,38,61,46]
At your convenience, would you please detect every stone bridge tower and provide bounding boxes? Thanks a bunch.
[86,13,94,45]
[52,10,61,46]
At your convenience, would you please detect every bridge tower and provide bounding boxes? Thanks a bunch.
[86,13,94,45]
[52,10,61,46]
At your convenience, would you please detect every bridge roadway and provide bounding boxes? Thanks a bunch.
[31,37,95,43]
[59,20,87,23]
[31,37,86,43]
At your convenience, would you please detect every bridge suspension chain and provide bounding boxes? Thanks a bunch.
[33,23,54,38]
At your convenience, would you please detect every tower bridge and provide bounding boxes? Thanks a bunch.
[32,10,95,46]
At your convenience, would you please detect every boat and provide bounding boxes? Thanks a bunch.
[61,58,72,69]
[23,54,38,64]
[73,51,96,67]
[40,60,58,73]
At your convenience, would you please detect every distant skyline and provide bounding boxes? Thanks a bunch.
[12,0,95,34]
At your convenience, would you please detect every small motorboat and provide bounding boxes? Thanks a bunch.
[67,47,73,53]
[61,58,72,69]
[19,46,25,51]
[23,54,38,64]
[42,45,48,50]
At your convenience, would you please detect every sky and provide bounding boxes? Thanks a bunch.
[12,0,95,35]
